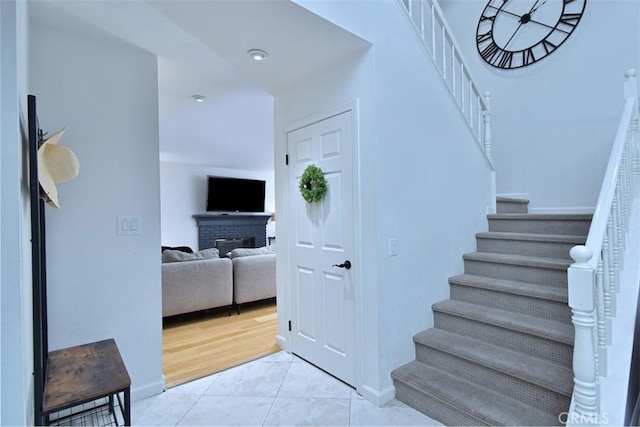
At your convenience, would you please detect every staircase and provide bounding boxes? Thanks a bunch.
[391,197,593,426]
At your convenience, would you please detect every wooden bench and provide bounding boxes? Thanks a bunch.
[42,339,131,426]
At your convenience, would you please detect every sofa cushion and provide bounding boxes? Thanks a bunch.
[162,248,219,263]
[228,245,275,259]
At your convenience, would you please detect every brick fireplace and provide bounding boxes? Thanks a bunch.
[193,213,271,252]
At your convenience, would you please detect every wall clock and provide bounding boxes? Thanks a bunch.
[476,0,587,69]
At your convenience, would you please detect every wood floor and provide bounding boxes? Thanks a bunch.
[162,300,279,388]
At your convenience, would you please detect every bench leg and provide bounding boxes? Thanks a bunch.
[124,388,131,426]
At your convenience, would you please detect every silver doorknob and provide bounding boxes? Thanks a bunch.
[332,260,352,270]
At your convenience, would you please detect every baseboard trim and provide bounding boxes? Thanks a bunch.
[276,334,287,351]
[131,379,165,402]
[529,207,595,214]
[357,383,395,407]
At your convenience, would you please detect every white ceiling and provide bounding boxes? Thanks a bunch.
[28,0,370,171]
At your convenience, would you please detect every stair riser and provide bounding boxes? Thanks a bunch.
[496,201,528,214]
[476,237,577,260]
[433,312,573,367]
[415,345,570,417]
[488,218,591,236]
[449,283,572,323]
[393,379,491,426]
[464,259,567,287]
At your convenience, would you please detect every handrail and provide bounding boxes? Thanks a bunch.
[567,69,640,425]
[397,0,493,167]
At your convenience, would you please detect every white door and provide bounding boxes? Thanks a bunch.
[287,110,356,386]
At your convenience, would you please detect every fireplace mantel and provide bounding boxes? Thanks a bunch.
[193,213,271,251]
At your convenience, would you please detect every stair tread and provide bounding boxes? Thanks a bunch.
[488,213,592,220]
[415,328,573,395]
[392,361,559,426]
[496,196,529,204]
[463,251,573,269]
[449,274,568,302]
[476,231,587,243]
[433,299,573,344]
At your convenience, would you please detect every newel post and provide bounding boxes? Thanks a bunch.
[624,69,637,100]
[568,245,599,420]
[482,91,492,161]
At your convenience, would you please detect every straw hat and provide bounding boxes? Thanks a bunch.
[38,127,79,208]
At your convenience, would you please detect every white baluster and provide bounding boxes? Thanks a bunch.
[612,192,620,274]
[441,26,446,78]
[460,66,466,114]
[568,246,599,418]
[483,91,492,161]
[607,218,618,319]
[596,256,607,376]
[602,233,613,343]
[632,118,640,184]
[420,0,425,38]
[451,45,456,97]
[431,5,436,61]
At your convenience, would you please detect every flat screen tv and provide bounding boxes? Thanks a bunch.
[206,176,265,213]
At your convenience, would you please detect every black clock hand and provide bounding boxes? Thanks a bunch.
[527,18,572,34]
[504,21,524,49]
[529,0,548,15]
[528,0,541,14]
[486,5,524,21]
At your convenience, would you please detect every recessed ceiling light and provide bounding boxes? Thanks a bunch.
[191,95,207,103]
[248,49,268,61]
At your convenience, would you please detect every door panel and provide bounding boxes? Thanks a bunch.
[287,110,355,386]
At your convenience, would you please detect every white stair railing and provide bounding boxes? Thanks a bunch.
[397,0,492,165]
[568,69,640,425]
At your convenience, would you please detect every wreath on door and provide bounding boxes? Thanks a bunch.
[299,164,328,203]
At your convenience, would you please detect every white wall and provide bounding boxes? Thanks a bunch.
[160,162,275,250]
[286,0,494,403]
[29,23,163,400]
[440,0,640,211]
[1,1,32,424]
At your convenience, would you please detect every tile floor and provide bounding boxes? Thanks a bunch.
[133,351,440,426]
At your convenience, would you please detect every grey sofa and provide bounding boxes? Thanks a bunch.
[161,245,276,317]
[161,249,233,317]
[232,253,276,312]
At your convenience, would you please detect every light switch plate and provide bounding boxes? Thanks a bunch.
[117,216,142,236]
[388,238,398,257]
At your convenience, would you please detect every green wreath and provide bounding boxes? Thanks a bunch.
[299,164,328,203]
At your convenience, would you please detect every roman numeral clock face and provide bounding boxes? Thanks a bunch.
[476,0,587,69]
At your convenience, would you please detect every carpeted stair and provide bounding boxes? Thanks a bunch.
[391,197,592,426]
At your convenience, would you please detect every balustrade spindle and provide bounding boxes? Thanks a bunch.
[632,119,640,180]
[430,5,436,61]
[612,195,620,273]
[420,0,425,38]
[451,45,456,96]
[602,233,613,343]
[441,26,446,78]
[596,257,607,376]
[483,91,492,161]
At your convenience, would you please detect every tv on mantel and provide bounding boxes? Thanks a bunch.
[205,176,266,213]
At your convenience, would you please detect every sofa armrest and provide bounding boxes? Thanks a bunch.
[162,258,232,317]
[232,254,276,305]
